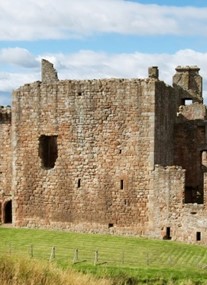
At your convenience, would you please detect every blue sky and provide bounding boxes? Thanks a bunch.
[0,0,207,105]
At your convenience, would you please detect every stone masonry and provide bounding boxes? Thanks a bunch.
[1,60,207,244]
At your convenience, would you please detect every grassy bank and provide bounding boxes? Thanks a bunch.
[0,255,111,285]
[1,227,207,284]
[0,255,206,285]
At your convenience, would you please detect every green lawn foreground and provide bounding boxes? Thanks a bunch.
[1,227,207,284]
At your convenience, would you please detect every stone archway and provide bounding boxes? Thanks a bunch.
[4,200,12,224]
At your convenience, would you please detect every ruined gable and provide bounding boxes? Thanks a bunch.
[42,59,59,83]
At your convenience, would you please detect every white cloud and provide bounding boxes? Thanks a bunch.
[0,71,39,96]
[0,48,39,68]
[0,0,207,40]
[40,49,207,84]
[1,48,207,105]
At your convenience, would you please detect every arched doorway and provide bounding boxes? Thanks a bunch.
[0,202,2,223]
[4,200,12,224]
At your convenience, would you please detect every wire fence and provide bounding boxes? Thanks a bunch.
[1,242,207,271]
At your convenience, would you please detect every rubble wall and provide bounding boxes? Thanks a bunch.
[154,81,177,166]
[149,165,185,238]
[0,106,12,222]
[12,78,156,233]
[174,103,207,204]
[150,166,207,243]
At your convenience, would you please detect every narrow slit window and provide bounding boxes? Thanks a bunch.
[196,232,201,241]
[120,180,124,189]
[4,200,12,224]
[163,227,171,240]
[77,179,81,188]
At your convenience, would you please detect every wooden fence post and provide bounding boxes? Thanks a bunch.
[49,246,56,262]
[8,243,11,255]
[146,252,150,266]
[121,250,125,264]
[29,244,33,258]
[94,250,99,265]
[73,248,79,263]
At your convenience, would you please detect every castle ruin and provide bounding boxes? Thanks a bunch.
[1,59,207,244]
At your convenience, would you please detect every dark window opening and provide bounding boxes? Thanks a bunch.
[184,186,203,204]
[166,227,171,240]
[39,135,58,169]
[182,98,193,105]
[77,91,82,96]
[163,227,171,240]
[119,149,122,154]
[4,200,12,224]
[196,232,201,241]
[120,180,124,189]
[77,179,81,188]
[108,223,114,228]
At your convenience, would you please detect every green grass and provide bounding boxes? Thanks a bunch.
[0,255,111,285]
[1,227,207,284]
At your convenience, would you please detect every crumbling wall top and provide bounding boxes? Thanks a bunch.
[175,66,200,73]
[148,66,159,79]
[41,59,59,84]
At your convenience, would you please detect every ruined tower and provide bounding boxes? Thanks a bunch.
[0,60,207,244]
[0,106,12,224]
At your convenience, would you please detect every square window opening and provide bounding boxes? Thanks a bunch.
[39,135,58,169]
[182,98,193,105]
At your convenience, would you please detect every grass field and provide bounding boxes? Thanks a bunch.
[1,227,207,284]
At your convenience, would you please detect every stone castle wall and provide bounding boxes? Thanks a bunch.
[0,106,12,223]
[1,60,207,244]
[154,81,177,166]
[150,166,207,243]
[12,76,158,233]
[149,165,185,238]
